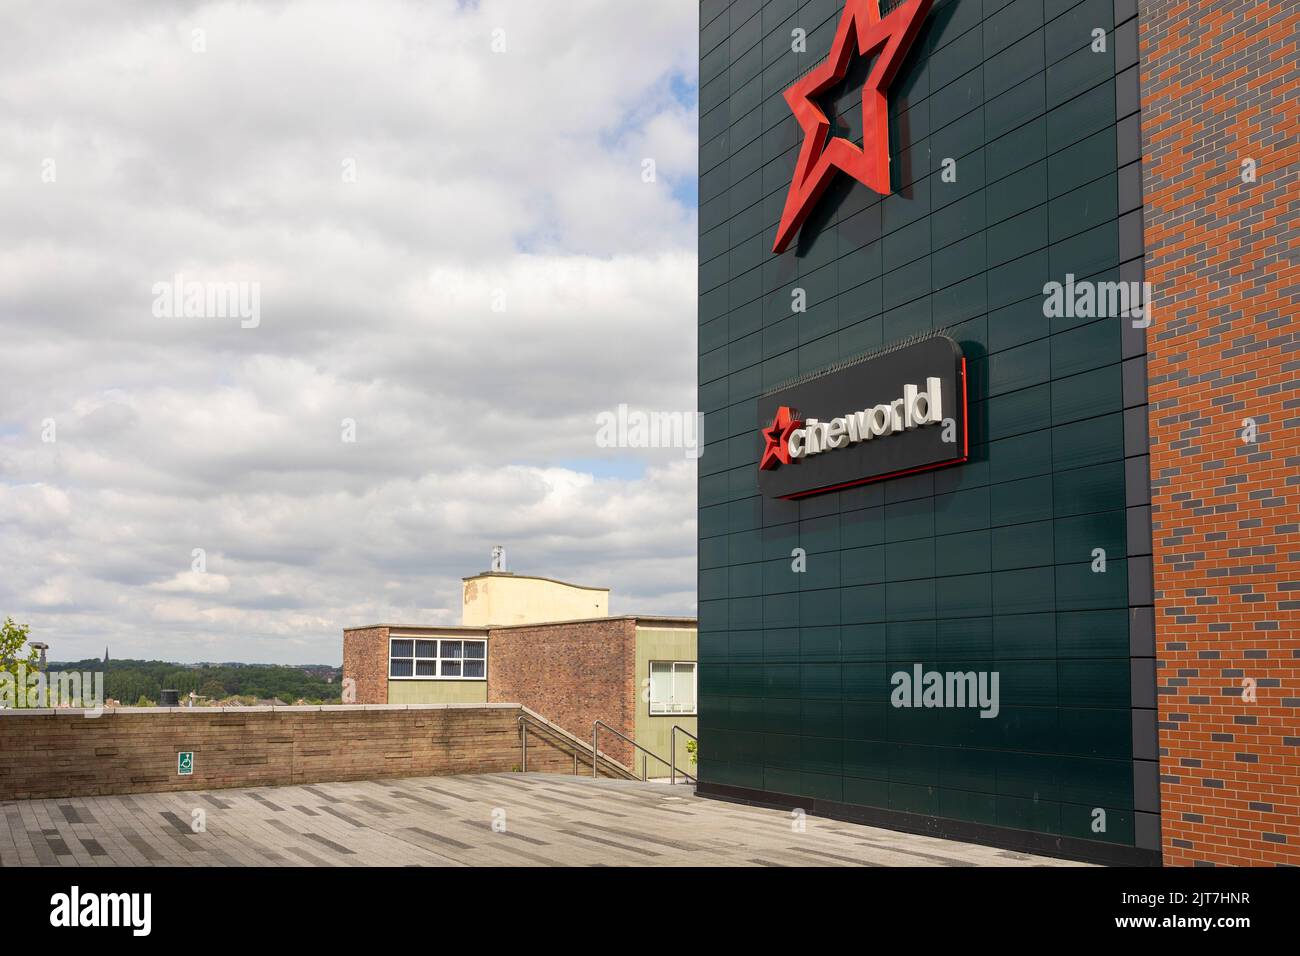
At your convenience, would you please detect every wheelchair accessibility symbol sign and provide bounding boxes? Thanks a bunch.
[178,751,194,776]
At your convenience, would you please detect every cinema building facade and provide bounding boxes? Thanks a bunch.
[697,0,1297,865]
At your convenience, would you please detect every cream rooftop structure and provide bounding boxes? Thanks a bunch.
[460,572,608,627]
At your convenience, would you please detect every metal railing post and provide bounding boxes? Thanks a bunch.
[670,725,698,786]
[591,719,680,782]
[523,711,649,780]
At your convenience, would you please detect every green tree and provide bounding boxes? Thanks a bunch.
[46,657,343,705]
[197,679,226,700]
[0,618,39,682]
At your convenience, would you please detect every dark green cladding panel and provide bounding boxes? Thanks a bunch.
[698,0,1137,848]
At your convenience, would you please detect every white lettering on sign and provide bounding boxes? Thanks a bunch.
[788,377,943,461]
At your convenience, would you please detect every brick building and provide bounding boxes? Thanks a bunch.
[343,567,697,777]
[696,0,1296,865]
[1139,0,1299,866]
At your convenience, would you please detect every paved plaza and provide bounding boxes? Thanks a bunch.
[0,773,1088,867]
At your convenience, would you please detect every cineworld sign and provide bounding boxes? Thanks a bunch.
[758,335,968,499]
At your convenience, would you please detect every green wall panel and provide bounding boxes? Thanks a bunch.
[699,0,1136,848]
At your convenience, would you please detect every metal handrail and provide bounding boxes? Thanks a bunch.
[591,720,674,782]
[670,725,698,786]
[518,712,621,777]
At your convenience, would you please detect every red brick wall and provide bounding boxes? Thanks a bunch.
[0,705,623,802]
[342,626,389,704]
[487,619,638,766]
[1139,0,1300,866]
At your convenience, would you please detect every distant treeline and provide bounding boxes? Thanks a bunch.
[46,658,343,705]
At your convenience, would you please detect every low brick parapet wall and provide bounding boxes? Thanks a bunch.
[0,703,625,801]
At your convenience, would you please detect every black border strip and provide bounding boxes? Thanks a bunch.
[695,781,1162,867]
[1116,0,1160,857]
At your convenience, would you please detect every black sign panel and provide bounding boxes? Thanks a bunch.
[757,335,968,500]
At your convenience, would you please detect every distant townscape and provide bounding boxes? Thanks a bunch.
[46,658,343,707]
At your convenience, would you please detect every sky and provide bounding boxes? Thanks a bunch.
[0,0,700,665]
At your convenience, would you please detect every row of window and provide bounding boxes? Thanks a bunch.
[387,639,698,714]
[389,639,486,680]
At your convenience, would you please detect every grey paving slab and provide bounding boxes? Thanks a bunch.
[0,773,1092,867]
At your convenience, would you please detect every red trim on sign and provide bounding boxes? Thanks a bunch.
[960,355,969,459]
[778,454,967,499]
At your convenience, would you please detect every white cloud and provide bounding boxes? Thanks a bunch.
[149,571,233,595]
[0,0,699,663]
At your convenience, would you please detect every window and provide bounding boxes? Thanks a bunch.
[389,638,486,680]
[649,661,696,715]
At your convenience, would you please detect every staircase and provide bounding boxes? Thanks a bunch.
[516,707,638,780]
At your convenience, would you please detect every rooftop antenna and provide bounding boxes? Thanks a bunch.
[490,545,507,573]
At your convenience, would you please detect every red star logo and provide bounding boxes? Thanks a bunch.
[760,406,803,471]
[772,0,933,253]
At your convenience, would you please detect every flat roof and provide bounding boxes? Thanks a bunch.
[460,572,609,592]
[345,614,696,633]
[1,773,1080,867]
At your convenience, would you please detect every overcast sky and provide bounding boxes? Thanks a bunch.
[0,0,699,665]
